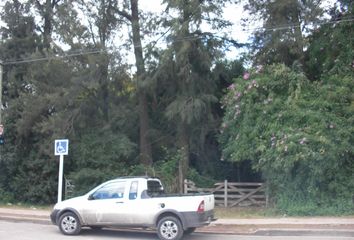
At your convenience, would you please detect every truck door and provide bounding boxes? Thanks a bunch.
[83,180,128,225]
[120,180,162,226]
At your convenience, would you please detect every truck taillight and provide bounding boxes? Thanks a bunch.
[197,200,205,213]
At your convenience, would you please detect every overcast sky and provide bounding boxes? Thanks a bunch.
[0,0,337,64]
[139,0,337,60]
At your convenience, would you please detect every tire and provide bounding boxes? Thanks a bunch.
[157,216,183,240]
[58,212,81,235]
[184,227,196,235]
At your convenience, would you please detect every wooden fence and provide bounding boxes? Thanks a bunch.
[184,179,267,207]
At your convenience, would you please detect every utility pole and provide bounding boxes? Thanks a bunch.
[0,60,3,124]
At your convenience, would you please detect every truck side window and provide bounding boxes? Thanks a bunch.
[91,181,126,200]
[129,181,138,200]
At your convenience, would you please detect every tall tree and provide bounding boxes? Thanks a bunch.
[0,0,58,203]
[30,0,62,50]
[78,0,121,121]
[116,0,152,166]
[155,0,233,191]
[243,0,323,66]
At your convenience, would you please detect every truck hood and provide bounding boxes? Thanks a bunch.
[53,195,87,210]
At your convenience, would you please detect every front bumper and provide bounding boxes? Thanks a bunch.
[50,209,60,225]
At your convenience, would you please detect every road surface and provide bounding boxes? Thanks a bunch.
[1,221,354,240]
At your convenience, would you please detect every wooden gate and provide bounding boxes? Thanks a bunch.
[184,179,267,207]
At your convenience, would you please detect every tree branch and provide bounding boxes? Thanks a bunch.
[117,9,132,22]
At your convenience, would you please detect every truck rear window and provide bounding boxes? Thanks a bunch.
[147,180,164,196]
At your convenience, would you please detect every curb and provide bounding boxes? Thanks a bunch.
[1,211,354,236]
[0,215,51,225]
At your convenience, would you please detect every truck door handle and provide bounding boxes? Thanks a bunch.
[116,201,124,204]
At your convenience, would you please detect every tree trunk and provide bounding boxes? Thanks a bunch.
[292,7,304,64]
[130,0,152,166]
[43,0,54,50]
[98,54,109,121]
[178,123,189,193]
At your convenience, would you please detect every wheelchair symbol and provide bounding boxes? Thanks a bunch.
[55,139,69,155]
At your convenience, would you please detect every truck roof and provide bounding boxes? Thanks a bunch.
[113,176,160,180]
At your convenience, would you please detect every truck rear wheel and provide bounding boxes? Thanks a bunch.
[157,216,183,240]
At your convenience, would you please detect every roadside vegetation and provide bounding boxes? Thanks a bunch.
[0,0,353,216]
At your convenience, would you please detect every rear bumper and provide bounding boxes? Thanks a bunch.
[181,210,215,229]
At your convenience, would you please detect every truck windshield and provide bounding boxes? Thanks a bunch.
[147,180,164,196]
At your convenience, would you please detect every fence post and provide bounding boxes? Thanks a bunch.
[184,179,188,194]
[265,183,269,208]
[224,179,228,207]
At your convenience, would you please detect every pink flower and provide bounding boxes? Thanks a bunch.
[228,83,236,90]
[243,72,250,80]
[234,92,242,100]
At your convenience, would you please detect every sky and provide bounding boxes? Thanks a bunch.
[0,0,338,65]
[138,0,337,60]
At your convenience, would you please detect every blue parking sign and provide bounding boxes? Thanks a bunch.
[55,139,69,156]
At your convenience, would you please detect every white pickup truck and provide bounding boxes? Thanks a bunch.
[51,176,215,240]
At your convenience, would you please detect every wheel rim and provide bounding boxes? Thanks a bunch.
[160,220,179,239]
[61,215,77,234]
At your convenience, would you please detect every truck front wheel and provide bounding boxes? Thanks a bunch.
[157,216,183,240]
[58,212,81,235]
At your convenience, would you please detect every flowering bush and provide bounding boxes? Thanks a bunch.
[219,64,354,213]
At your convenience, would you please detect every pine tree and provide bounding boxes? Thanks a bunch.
[116,0,153,167]
[156,0,233,191]
[243,0,323,66]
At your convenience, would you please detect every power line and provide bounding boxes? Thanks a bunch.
[3,49,105,65]
[240,17,354,33]
[1,16,353,66]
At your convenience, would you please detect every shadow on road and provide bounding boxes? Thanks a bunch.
[80,228,157,239]
[79,228,215,240]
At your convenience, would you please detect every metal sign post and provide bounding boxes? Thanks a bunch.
[55,139,69,203]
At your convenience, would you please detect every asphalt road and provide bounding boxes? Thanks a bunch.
[1,221,354,240]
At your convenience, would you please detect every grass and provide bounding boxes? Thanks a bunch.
[214,206,354,219]
[0,202,52,210]
[215,207,274,218]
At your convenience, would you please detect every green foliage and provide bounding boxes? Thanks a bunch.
[305,7,354,80]
[0,187,14,204]
[67,129,137,196]
[219,63,354,214]
[187,168,215,188]
[243,0,323,66]
[152,148,180,193]
[275,194,354,216]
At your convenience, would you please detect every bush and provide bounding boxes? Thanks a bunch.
[0,187,14,204]
[275,194,354,216]
[219,64,354,216]
[187,168,215,188]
